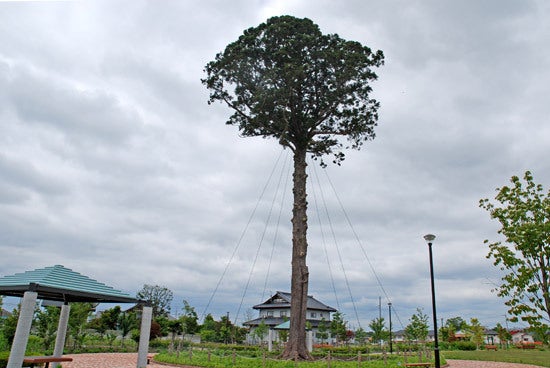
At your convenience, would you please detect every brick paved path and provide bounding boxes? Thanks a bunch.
[59,353,546,368]
[62,353,166,368]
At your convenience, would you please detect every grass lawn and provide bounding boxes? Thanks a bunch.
[155,350,436,368]
[442,349,550,367]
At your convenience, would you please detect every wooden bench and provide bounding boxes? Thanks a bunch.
[24,356,73,368]
[404,363,432,368]
[485,344,498,351]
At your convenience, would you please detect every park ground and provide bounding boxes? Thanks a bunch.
[58,352,546,368]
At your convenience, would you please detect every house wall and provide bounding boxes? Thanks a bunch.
[484,335,501,345]
[512,333,534,344]
[258,308,331,321]
[259,309,289,318]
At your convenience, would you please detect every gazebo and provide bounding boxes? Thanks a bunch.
[0,265,153,368]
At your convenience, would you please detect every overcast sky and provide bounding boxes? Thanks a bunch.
[1,0,549,331]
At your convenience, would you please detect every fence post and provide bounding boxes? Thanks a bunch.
[232,349,236,366]
[357,351,361,368]
[327,350,331,368]
[208,349,211,362]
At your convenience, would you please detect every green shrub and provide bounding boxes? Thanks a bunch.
[148,339,171,350]
[0,351,43,368]
[453,341,477,351]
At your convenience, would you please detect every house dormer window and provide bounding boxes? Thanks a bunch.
[311,312,317,318]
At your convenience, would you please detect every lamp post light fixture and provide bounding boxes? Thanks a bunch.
[424,233,440,368]
[388,302,393,354]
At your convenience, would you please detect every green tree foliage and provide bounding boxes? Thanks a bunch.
[118,312,137,347]
[180,300,199,334]
[446,316,468,332]
[2,307,19,346]
[67,303,94,350]
[354,327,368,345]
[203,15,383,359]
[480,171,550,329]
[34,306,60,350]
[368,317,387,345]
[100,306,121,330]
[495,322,511,347]
[154,315,170,337]
[167,320,182,347]
[88,305,122,336]
[200,314,217,342]
[467,318,485,349]
[440,316,468,342]
[316,317,329,343]
[330,311,347,344]
[528,324,549,344]
[404,308,429,343]
[136,284,174,318]
[253,320,269,343]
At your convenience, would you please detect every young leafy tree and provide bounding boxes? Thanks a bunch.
[118,312,137,347]
[494,322,510,347]
[467,318,485,350]
[34,306,60,350]
[445,316,467,332]
[100,305,121,331]
[200,313,218,342]
[253,319,269,344]
[404,308,429,343]
[2,307,19,346]
[203,15,383,359]
[317,317,329,343]
[368,317,387,346]
[479,171,550,330]
[180,299,199,335]
[329,311,347,344]
[354,327,368,345]
[68,303,94,349]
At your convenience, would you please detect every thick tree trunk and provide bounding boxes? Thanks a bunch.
[281,148,312,360]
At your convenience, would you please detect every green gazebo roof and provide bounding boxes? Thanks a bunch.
[0,265,138,303]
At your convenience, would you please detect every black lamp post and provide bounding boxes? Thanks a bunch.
[388,302,393,354]
[424,234,440,368]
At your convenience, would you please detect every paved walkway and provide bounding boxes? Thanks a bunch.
[59,353,546,368]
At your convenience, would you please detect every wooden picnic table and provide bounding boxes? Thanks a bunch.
[23,356,73,368]
[404,363,432,368]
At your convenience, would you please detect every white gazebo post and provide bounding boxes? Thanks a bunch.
[7,291,37,368]
[137,305,153,368]
[306,330,313,352]
[268,329,273,351]
[51,303,71,368]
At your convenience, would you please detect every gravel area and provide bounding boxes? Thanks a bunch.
[57,353,546,368]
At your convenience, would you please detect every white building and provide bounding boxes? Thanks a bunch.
[243,291,337,345]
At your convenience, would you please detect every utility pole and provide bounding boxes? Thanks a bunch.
[378,297,382,348]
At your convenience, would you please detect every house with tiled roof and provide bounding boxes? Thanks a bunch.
[1,308,12,319]
[243,291,337,345]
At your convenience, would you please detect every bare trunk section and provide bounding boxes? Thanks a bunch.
[281,148,312,360]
